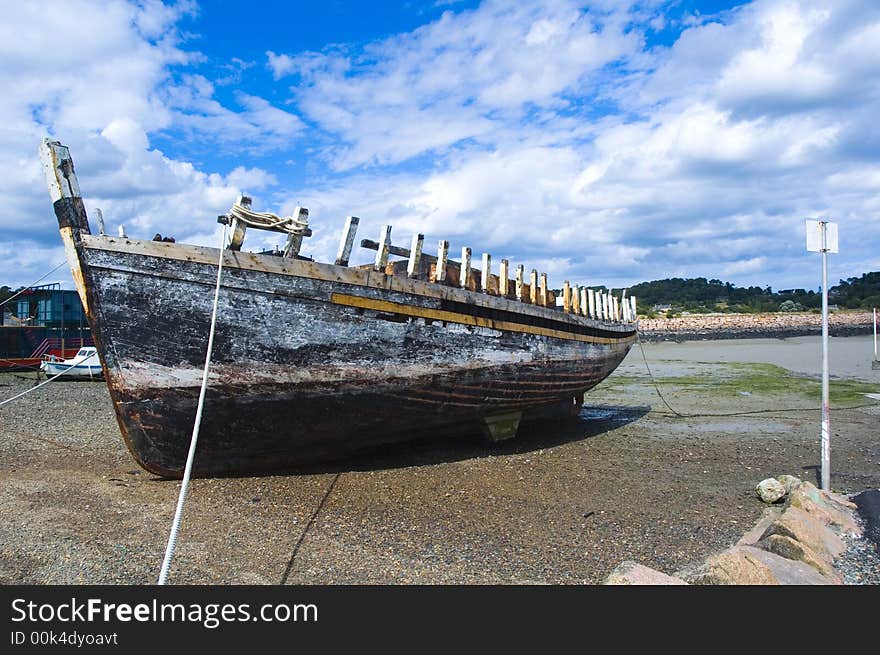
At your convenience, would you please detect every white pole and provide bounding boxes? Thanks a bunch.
[874,307,877,359]
[820,223,830,492]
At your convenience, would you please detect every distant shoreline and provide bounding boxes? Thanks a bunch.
[637,310,874,342]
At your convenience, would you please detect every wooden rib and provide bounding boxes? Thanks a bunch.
[334,216,360,266]
[499,259,509,297]
[437,240,449,283]
[227,195,250,251]
[481,253,492,293]
[407,233,424,278]
[283,207,308,258]
[374,225,392,271]
[563,281,571,313]
[460,247,471,289]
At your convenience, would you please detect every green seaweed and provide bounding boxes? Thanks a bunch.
[600,362,877,405]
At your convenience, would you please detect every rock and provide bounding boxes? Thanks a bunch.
[603,561,688,585]
[788,482,861,536]
[758,534,841,581]
[684,545,837,585]
[776,474,802,494]
[737,506,783,546]
[760,506,846,563]
[756,478,786,504]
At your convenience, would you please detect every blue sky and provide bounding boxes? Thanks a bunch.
[1,0,878,293]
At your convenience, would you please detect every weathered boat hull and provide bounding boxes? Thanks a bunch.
[42,138,638,478]
[80,237,635,476]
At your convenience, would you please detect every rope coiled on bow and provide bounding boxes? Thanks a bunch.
[227,202,309,235]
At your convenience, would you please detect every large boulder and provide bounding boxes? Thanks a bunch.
[756,478,787,504]
[776,474,802,494]
[760,506,846,562]
[602,561,688,585]
[788,482,861,535]
[758,534,841,581]
[684,545,836,585]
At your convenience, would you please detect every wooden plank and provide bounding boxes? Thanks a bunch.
[481,253,491,293]
[330,293,630,345]
[539,273,548,307]
[516,265,524,301]
[631,296,637,319]
[283,207,309,258]
[529,270,538,304]
[460,247,471,289]
[499,259,509,297]
[362,238,409,259]
[612,296,619,322]
[334,216,360,266]
[563,281,571,313]
[437,240,449,283]
[580,288,588,317]
[571,284,579,315]
[407,233,424,278]
[40,139,91,315]
[588,289,596,319]
[41,138,81,202]
[374,225,392,271]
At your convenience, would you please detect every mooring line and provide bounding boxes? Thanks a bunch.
[279,472,342,585]
[0,260,69,309]
[157,224,227,585]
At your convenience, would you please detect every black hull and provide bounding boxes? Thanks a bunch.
[73,239,636,477]
[42,141,640,477]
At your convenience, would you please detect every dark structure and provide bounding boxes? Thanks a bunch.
[5,283,85,328]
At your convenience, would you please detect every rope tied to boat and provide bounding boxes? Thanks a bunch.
[227,202,309,235]
[157,222,228,585]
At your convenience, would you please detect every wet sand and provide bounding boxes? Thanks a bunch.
[0,337,878,584]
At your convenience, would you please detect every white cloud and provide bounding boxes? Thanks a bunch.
[3,0,880,297]
[267,0,880,290]
[273,0,641,170]
[0,0,303,288]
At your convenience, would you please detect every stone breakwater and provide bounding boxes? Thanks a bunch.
[638,311,874,342]
[603,476,877,585]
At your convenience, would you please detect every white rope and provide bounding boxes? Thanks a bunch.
[228,202,309,235]
[157,225,228,585]
[0,261,69,309]
[0,352,98,408]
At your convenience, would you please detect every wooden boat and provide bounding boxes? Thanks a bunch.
[40,139,638,478]
[40,346,102,379]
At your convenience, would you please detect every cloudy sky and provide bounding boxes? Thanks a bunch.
[1,0,878,293]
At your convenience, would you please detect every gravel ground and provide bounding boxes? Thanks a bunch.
[1,342,878,585]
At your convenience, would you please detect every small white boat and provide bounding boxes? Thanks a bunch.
[40,347,103,379]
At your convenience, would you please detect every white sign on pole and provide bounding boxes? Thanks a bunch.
[805,219,839,253]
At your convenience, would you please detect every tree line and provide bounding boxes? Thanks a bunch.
[623,272,880,317]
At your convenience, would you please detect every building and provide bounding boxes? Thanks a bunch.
[6,283,85,328]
